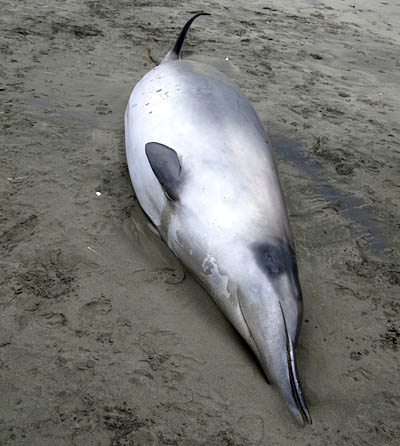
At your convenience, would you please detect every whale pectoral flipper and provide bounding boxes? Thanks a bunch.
[145,142,182,201]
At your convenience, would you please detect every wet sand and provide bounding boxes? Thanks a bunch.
[1,0,399,444]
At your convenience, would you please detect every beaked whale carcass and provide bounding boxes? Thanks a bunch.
[124,13,312,425]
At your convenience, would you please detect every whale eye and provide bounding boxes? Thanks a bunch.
[252,240,296,279]
[260,247,282,277]
[265,252,281,275]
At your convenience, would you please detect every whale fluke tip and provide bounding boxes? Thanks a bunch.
[163,13,211,63]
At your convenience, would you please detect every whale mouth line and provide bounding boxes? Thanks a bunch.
[279,302,312,425]
[237,292,271,385]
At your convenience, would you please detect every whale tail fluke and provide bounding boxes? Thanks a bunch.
[162,13,210,63]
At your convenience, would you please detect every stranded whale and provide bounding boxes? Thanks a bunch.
[125,13,312,425]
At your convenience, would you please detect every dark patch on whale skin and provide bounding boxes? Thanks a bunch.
[145,142,182,201]
[251,239,302,302]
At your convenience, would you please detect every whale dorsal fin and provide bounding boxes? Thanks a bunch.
[145,142,182,201]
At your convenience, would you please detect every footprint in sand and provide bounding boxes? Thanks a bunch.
[79,297,112,323]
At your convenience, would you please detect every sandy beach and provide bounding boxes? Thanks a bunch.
[1,0,399,444]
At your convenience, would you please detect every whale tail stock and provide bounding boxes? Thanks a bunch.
[162,13,210,63]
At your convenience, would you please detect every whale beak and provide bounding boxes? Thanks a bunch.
[280,302,312,425]
[286,345,312,425]
[236,286,311,426]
